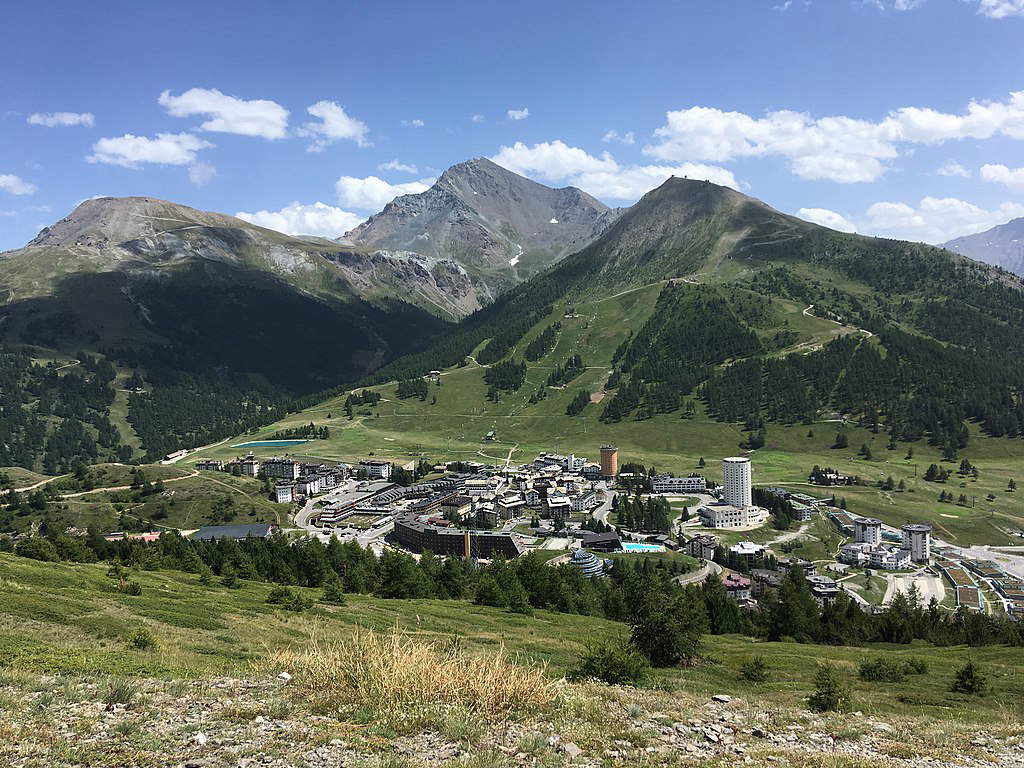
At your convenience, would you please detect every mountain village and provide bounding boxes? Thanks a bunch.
[106,443,1022,622]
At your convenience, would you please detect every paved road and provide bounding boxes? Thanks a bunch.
[675,559,722,586]
[161,438,229,464]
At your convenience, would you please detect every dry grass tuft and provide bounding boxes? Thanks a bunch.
[267,628,558,721]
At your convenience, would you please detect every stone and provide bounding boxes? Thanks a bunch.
[711,694,732,704]
[276,672,292,682]
[193,732,208,746]
[562,742,582,758]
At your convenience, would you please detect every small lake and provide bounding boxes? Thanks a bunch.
[231,439,309,448]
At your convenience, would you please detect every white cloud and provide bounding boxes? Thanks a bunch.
[159,88,289,139]
[865,196,1024,243]
[877,0,1023,14]
[645,90,1024,183]
[980,163,1024,190]
[773,0,793,10]
[402,118,425,127]
[937,161,971,177]
[378,159,418,174]
[235,201,364,238]
[298,100,370,151]
[489,139,738,201]
[27,111,94,128]
[335,175,434,210]
[976,0,1024,17]
[507,108,529,121]
[602,129,636,145]
[0,174,37,195]
[471,114,485,123]
[797,207,856,232]
[86,132,213,168]
[188,162,217,187]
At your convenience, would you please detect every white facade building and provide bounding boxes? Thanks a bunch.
[722,457,752,508]
[901,523,932,563]
[853,517,883,546]
[698,502,768,529]
[359,460,392,479]
[651,474,707,494]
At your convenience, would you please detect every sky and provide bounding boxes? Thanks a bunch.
[2,0,1023,251]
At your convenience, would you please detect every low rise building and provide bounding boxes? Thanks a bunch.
[195,459,224,472]
[729,540,767,563]
[869,545,912,570]
[698,502,768,529]
[274,484,295,504]
[262,457,300,480]
[359,459,392,479]
[684,533,718,560]
[723,573,752,600]
[651,474,706,494]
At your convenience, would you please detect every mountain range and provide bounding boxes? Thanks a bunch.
[5,161,1024,466]
[944,217,1024,277]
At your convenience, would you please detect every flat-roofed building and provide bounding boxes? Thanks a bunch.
[651,474,706,494]
[853,516,883,546]
[685,533,719,560]
[359,459,392,479]
[901,523,932,563]
[263,457,300,480]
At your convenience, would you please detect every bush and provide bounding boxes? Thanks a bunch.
[740,656,769,682]
[128,627,156,651]
[570,637,651,686]
[320,577,346,605]
[286,592,312,612]
[123,581,142,596]
[860,657,930,682]
[806,664,851,713]
[951,659,987,695]
[267,585,295,604]
[903,657,929,676]
[858,658,905,682]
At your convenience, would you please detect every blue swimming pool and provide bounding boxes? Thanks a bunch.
[621,542,666,553]
[231,439,309,448]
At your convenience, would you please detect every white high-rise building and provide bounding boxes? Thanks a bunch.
[853,516,882,546]
[901,523,932,563]
[721,457,752,508]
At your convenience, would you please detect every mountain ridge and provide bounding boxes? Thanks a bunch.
[344,157,621,295]
[944,217,1024,277]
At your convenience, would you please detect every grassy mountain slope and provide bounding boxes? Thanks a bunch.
[0,197,456,393]
[196,178,1024,546]
[1,551,1023,768]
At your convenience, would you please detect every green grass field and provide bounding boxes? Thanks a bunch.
[0,552,1022,725]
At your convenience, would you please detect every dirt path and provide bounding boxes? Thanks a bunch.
[13,475,69,493]
[57,470,198,499]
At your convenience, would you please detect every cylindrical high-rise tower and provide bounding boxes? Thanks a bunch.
[722,457,752,508]
[600,445,618,480]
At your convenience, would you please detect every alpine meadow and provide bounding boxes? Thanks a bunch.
[3,3,1024,767]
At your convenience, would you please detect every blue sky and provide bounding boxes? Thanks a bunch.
[2,0,1023,250]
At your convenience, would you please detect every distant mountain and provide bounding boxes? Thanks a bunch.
[344,158,620,297]
[0,196,453,392]
[944,218,1024,277]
